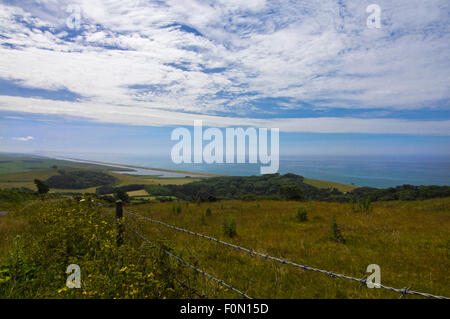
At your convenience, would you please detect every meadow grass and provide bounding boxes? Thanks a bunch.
[0,199,191,298]
[124,198,450,298]
[0,196,448,298]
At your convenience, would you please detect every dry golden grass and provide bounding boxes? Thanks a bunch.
[122,197,450,299]
[127,189,149,196]
[303,177,357,193]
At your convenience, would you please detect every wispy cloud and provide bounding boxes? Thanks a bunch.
[13,135,34,141]
[0,95,449,135]
[0,0,448,133]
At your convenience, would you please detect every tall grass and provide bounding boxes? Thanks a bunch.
[1,196,449,298]
[124,197,450,298]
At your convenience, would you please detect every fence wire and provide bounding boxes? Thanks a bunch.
[125,209,449,300]
[126,224,252,299]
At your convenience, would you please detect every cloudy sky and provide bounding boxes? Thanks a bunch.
[0,0,449,158]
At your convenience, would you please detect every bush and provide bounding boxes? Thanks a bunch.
[223,216,237,238]
[46,170,116,189]
[114,190,129,203]
[34,179,49,194]
[176,204,182,215]
[280,185,304,201]
[295,207,308,222]
[350,197,372,213]
[205,207,212,216]
[331,217,346,244]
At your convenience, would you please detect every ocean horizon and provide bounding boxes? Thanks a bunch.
[55,153,450,189]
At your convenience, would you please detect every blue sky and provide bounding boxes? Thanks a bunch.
[0,0,449,159]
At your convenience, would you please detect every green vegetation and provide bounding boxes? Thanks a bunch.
[120,197,449,298]
[0,188,449,298]
[0,154,449,298]
[223,216,237,238]
[0,153,131,175]
[114,189,130,203]
[330,217,346,244]
[34,179,49,194]
[46,170,117,189]
[142,173,450,203]
[280,185,304,201]
[0,199,187,298]
[350,197,372,213]
[296,207,308,222]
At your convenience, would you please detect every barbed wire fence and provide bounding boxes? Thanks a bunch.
[126,224,252,299]
[99,200,449,300]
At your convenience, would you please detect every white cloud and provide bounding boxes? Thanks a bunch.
[0,95,449,135]
[13,135,34,141]
[0,0,448,131]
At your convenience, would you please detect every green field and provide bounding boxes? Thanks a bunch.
[121,197,450,298]
[0,157,200,195]
[0,194,448,298]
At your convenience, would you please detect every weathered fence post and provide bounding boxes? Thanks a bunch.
[116,200,123,247]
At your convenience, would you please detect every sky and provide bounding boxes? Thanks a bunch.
[0,0,449,159]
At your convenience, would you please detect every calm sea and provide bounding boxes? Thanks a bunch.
[72,154,450,189]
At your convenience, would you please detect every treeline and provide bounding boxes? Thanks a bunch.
[350,184,450,202]
[46,170,117,189]
[155,174,449,202]
[92,173,450,203]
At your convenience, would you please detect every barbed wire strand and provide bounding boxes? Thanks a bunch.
[126,224,252,299]
[174,276,208,299]
[125,209,449,300]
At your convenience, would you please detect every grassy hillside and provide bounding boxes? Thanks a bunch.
[122,198,450,298]
[0,189,449,298]
[0,197,188,298]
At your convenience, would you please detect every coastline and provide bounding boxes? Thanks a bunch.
[57,156,223,178]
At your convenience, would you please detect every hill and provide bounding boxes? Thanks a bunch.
[0,190,448,298]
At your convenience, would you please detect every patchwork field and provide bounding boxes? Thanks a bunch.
[0,167,200,193]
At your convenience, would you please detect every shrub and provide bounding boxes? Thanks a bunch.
[46,170,116,189]
[114,190,129,203]
[280,185,304,201]
[205,207,212,216]
[296,207,308,222]
[176,204,182,215]
[34,179,49,194]
[223,216,237,238]
[331,217,346,244]
[350,197,372,213]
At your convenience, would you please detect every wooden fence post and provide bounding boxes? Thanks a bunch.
[116,200,123,247]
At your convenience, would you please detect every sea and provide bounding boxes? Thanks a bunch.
[63,154,450,189]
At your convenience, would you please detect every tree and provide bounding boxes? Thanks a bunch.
[34,179,49,194]
[114,189,129,203]
[280,185,304,201]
